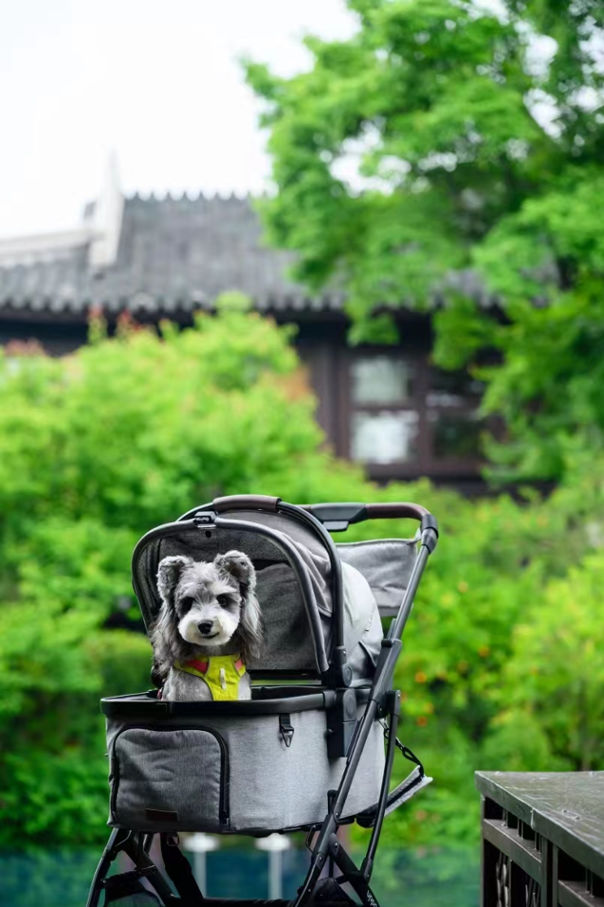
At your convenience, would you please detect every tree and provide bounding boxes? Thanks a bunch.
[0,302,370,846]
[245,0,604,481]
[484,550,604,772]
[1,302,602,849]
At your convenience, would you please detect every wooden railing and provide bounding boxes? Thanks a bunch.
[476,771,604,907]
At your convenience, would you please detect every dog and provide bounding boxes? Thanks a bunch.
[150,550,262,701]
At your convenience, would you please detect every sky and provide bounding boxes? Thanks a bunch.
[0,0,358,238]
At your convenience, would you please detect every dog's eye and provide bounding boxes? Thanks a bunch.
[180,596,195,612]
[216,593,231,607]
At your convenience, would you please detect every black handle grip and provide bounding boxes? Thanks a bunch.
[212,494,281,512]
[305,501,436,531]
[364,502,431,521]
[304,502,368,526]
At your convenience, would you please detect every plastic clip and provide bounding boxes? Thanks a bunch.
[279,714,294,747]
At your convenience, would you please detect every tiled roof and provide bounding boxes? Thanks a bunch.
[0,194,343,317]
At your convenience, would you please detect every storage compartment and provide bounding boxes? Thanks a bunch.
[110,726,228,832]
[104,688,385,834]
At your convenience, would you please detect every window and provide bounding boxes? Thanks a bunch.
[351,410,419,463]
[427,368,483,408]
[351,356,412,405]
[429,410,483,458]
[346,353,483,472]
[427,368,484,460]
[349,355,419,465]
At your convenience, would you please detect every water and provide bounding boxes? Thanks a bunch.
[0,845,479,906]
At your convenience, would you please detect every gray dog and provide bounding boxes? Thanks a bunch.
[150,550,262,701]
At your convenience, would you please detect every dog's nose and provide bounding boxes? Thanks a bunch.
[198,621,214,635]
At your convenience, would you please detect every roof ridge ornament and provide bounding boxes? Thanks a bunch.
[88,152,124,270]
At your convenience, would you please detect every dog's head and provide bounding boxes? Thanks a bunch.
[155,550,262,661]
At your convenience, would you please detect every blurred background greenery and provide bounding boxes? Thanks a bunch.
[0,0,602,868]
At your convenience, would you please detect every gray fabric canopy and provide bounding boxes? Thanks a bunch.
[337,538,419,616]
[132,510,419,680]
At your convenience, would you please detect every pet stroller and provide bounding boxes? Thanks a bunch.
[87,494,438,907]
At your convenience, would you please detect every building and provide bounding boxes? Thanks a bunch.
[0,162,484,490]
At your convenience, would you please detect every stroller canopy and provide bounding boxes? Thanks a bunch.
[131,499,419,683]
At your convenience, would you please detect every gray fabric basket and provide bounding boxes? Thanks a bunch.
[105,693,385,834]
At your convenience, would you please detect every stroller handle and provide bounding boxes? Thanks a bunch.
[208,495,437,539]
[209,495,437,535]
[213,494,280,512]
[304,501,438,536]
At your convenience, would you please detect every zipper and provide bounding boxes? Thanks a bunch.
[110,724,230,826]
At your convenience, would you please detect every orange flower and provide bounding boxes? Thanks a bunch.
[414,671,427,684]
[416,716,428,726]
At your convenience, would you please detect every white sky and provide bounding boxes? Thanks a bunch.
[0,0,357,238]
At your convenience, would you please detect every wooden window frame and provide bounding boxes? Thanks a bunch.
[341,349,483,479]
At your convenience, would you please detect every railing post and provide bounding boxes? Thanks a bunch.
[476,771,604,907]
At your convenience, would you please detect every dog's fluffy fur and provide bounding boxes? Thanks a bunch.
[150,550,262,701]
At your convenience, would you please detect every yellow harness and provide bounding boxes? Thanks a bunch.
[174,654,246,701]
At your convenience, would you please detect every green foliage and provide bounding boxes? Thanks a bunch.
[0,306,369,847]
[0,605,151,846]
[245,0,604,482]
[1,304,603,851]
[244,12,604,843]
[332,465,604,847]
[0,307,324,531]
[354,474,604,849]
[244,0,547,307]
[493,550,604,771]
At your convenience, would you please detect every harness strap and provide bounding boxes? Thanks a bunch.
[160,833,205,904]
[174,653,246,701]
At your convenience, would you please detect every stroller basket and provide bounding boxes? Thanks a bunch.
[104,686,384,835]
[88,496,438,907]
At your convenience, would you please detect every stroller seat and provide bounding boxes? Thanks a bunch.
[87,495,438,907]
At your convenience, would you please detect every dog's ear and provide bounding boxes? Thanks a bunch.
[214,550,256,595]
[157,555,193,605]
[239,589,263,662]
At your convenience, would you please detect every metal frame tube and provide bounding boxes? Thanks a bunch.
[361,690,401,880]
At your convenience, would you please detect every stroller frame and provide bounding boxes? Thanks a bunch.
[87,496,438,907]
